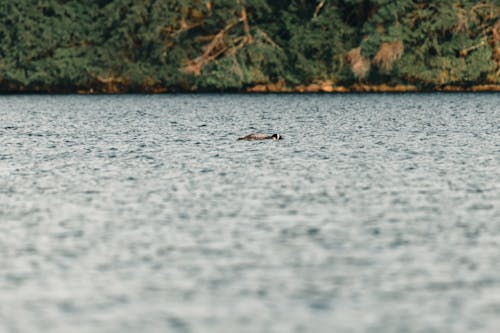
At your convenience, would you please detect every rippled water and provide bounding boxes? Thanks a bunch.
[1,94,499,332]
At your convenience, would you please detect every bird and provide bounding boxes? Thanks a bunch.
[237,133,282,141]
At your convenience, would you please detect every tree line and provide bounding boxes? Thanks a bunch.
[0,0,499,92]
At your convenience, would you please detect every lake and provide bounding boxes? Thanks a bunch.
[1,93,499,332]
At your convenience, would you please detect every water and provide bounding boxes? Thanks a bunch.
[0,94,499,332]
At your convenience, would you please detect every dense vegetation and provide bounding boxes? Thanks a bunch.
[0,0,499,92]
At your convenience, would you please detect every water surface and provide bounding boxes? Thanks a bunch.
[1,94,499,332]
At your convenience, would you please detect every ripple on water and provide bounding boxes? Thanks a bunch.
[0,94,499,332]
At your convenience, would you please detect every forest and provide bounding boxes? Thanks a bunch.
[0,0,499,92]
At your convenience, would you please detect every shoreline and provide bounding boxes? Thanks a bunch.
[0,84,499,94]
[245,83,500,93]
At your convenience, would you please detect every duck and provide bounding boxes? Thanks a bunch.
[237,133,282,141]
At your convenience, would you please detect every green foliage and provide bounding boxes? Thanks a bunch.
[0,0,498,91]
[280,1,356,83]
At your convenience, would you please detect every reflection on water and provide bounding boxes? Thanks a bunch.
[0,94,499,332]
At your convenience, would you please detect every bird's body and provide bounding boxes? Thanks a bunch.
[238,133,282,141]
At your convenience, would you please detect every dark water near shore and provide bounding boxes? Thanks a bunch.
[1,94,499,332]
